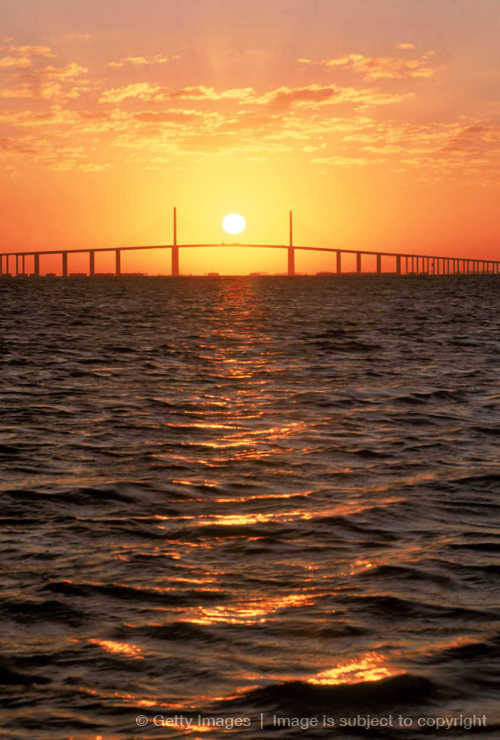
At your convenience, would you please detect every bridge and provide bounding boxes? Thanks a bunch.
[1,209,499,277]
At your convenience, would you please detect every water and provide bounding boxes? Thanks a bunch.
[1,275,500,739]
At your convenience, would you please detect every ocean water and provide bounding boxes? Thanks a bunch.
[1,274,500,739]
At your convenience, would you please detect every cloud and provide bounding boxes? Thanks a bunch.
[0,43,89,102]
[99,82,160,103]
[1,38,495,181]
[0,44,55,71]
[253,84,413,110]
[0,44,55,58]
[255,84,340,109]
[99,83,254,104]
[98,81,412,112]
[108,54,179,68]
[325,52,436,80]
[45,62,88,80]
[0,55,32,69]
[396,43,416,50]
[301,51,437,80]
[2,63,89,100]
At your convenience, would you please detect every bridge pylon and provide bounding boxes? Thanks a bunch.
[288,210,295,277]
[172,207,179,276]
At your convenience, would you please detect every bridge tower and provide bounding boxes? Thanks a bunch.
[172,207,179,276]
[288,210,295,277]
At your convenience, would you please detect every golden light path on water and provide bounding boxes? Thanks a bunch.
[3,276,499,739]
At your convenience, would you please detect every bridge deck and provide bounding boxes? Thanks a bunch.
[1,243,500,264]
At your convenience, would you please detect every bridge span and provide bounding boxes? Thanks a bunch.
[1,209,499,277]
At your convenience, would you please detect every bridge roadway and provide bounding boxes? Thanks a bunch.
[1,242,499,277]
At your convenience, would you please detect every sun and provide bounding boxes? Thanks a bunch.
[222,213,246,235]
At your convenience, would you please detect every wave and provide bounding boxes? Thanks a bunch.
[224,674,438,712]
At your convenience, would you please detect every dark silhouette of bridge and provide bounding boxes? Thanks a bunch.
[1,209,499,277]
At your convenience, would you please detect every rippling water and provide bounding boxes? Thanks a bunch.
[1,275,500,739]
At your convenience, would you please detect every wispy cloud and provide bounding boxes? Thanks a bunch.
[99,83,254,104]
[1,61,89,100]
[299,50,437,80]
[0,44,55,70]
[108,53,179,68]
[99,81,410,109]
[253,84,413,109]
[1,38,496,181]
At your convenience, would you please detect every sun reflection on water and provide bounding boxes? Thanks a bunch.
[89,639,143,660]
[308,652,404,685]
[186,592,319,625]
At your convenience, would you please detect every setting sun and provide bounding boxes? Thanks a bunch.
[222,213,246,236]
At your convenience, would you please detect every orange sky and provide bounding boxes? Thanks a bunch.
[1,0,500,274]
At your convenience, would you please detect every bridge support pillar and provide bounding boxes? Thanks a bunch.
[396,255,401,275]
[34,254,40,276]
[377,254,381,275]
[62,252,68,277]
[356,252,362,273]
[115,249,121,276]
[22,254,25,275]
[336,251,342,275]
[89,250,95,277]
[15,255,19,276]
[172,246,179,276]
